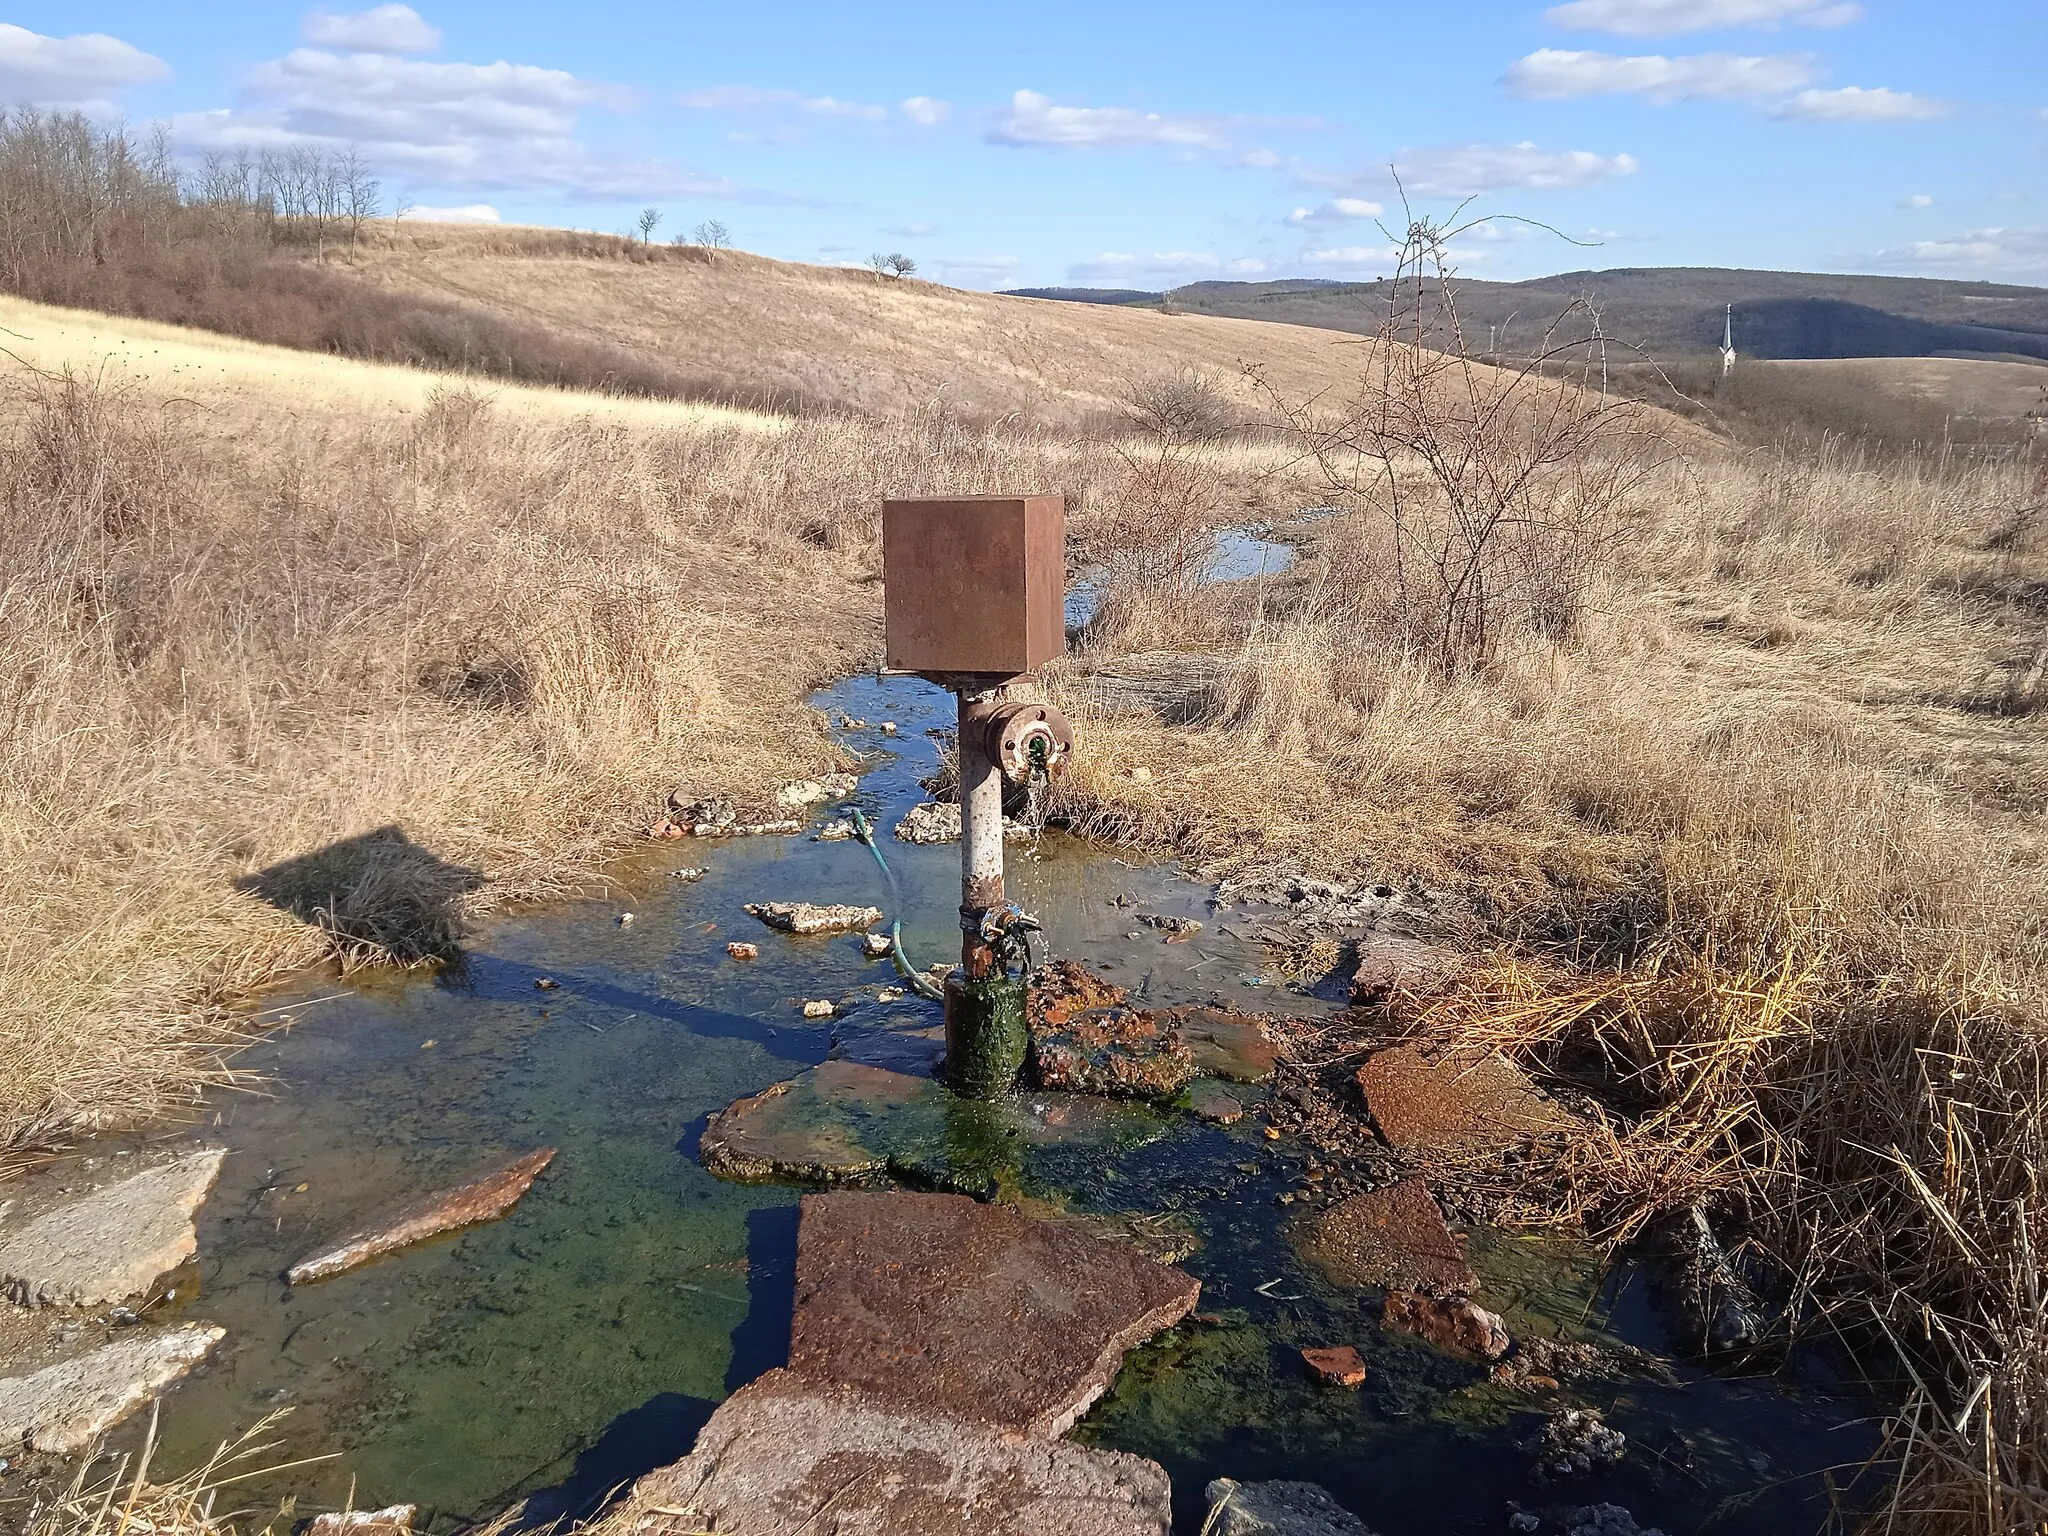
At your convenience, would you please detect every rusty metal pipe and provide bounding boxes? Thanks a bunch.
[957,688,1006,979]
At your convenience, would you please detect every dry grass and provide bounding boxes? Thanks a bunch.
[24,1408,317,1536]
[1051,434,2046,1530]
[0,325,1169,1152]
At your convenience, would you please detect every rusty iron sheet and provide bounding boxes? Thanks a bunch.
[883,495,1066,678]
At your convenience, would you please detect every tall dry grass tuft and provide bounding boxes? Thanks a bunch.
[25,1408,320,1536]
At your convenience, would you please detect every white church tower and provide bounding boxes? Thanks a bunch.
[1718,304,1736,376]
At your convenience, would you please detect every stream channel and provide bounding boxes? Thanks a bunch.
[125,537,1878,1535]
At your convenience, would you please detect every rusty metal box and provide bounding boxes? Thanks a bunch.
[883,494,1066,679]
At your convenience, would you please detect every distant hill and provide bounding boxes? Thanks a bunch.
[1003,268,2048,366]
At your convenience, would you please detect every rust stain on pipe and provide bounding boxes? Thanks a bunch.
[286,1147,556,1285]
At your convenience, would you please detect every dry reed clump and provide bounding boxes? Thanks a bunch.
[0,367,1102,1152]
[24,1408,317,1536]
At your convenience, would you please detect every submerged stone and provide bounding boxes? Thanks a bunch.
[0,1323,224,1452]
[1028,961,1193,1100]
[0,1148,225,1308]
[744,901,883,935]
[1204,1478,1380,1536]
[286,1148,555,1285]
[623,1369,1173,1536]
[1189,1079,1246,1124]
[1163,1004,1280,1083]
[1301,1345,1368,1388]
[1293,1179,1477,1297]
[1380,1290,1511,1361]
[788,1192,1200,1437]
[1355,1044,1577,1154]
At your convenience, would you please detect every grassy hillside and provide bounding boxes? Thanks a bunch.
[342,223,1406,424]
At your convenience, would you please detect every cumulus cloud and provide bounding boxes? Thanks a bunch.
[402,202,499,222]
[1504,48,1817,101]
[1373,141,1641,196]
[1876,226,2048,279]
[0,22,168,111]
[175,46,755,202]
[1299,245,1402,268]
[301,5,441,55]
[1544,0,1860,36]
[900,96,951,126]
[1287,197,1385,228]
[992,90,1231,150]
[1068,250,1273,282]
[1901,192,1934,208]
[1773,86,1950,120]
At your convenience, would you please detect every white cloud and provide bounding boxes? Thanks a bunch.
[935,255,1021,285]
[174,47,753,202]
[1287,197,1385,229]
[884,223,936,237]
[1876,226,2048,279]
[990,89,1235,150]
[901,96,951,126]
[1375,141,1641,196]
[802,95,887,121]
[1504,48,1816,101]
[0,22,168,110]
[1544,0,1860,37]
[1068,250,1271,282]
[301,5,441,55]
[1299,245,1401,268]
[679,85,798,110]
[1773,86,1950,120]
[1901,192,1934,208]
[402,202,498,222]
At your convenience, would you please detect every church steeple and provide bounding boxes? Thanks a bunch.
[1718,303,1736,376]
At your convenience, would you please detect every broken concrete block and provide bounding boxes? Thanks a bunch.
[624,1369,1172,1536]
[1355,1045,1577,1154]
[1203,1478,1380,1536]
[0,1324,224,1452]
[1293,1179,1477,1297]
[0,1149,225,1308]
[788,1192,1199,1437]
[1380,1290,1511,1361]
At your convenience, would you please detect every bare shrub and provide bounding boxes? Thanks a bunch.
[1251,213,1673,675]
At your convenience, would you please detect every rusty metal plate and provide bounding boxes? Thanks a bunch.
[882,495,1066,679]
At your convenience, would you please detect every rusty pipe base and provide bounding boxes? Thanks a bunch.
[943,970,1028,1099]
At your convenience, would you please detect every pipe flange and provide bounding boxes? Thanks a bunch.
[981,701,1074,783]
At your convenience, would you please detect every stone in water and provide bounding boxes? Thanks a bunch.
[286,1148,555,1285]
[744,901,882,935]
[1293,1178,1477,1297]
[0,1324,223,1453]
[1301,1345,1368,1388]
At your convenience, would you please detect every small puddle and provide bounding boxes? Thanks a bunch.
[1066,525,1294,628]
[132,672,1878,1534]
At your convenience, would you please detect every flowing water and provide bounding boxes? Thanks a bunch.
[125,671,1879,1535]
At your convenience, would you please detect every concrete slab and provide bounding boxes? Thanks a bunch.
[625,1370,1172,1536]
[1348,935,1463,1006]
[1355,1045,1577,1154]
[1164,1006,1280,1083]
[788,1192,1200,1437]
[0,1324,223,1452]
[1293,1179,1477,1297]
[0,1149,225,1308]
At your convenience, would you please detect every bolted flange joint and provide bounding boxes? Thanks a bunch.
[980,701,1075,784]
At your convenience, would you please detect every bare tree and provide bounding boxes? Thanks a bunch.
[340,144,379,260]
[636,206,663,243]
[869,251,916,279]
[689,217,730,250]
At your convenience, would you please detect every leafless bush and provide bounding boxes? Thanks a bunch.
[1252,211,1673,674]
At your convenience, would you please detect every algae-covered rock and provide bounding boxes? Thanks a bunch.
[1028,961,1193,1100]
[1293,1179,1477,1297]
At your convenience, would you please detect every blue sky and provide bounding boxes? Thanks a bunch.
[4,0,2042,289]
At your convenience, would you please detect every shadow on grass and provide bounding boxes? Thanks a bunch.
[238,824,485,964]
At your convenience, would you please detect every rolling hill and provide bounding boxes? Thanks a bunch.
[1006,268,2048,366]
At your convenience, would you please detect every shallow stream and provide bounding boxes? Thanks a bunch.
[134,673,1877,1535]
